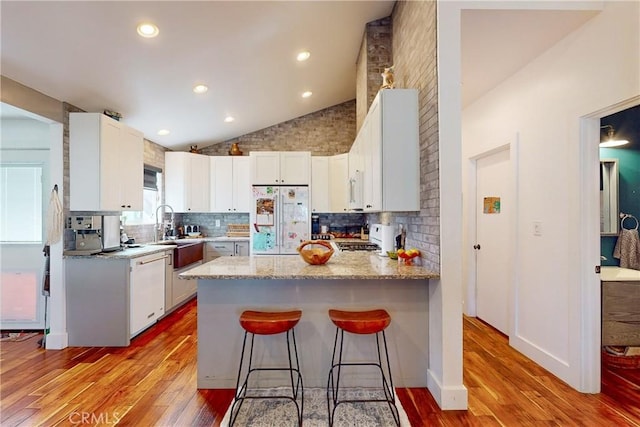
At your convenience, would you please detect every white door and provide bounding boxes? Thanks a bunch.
[475,148,510,335]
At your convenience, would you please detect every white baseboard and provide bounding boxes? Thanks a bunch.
[427,369,468,410]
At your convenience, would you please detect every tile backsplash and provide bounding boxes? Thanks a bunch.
[177,213,250,238]
[123,212,367,244]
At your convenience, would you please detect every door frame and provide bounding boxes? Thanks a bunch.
[579,95,640,392]
[466,138,519,338]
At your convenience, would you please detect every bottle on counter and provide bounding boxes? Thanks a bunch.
[361,222,369,240]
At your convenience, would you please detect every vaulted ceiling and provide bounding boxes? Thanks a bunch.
[1,2,597,150]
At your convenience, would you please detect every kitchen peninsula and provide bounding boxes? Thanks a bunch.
[181,251,438,389]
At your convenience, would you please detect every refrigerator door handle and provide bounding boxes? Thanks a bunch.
[279,192,284,251]
[275,193,280,250]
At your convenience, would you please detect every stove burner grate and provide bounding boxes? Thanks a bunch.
[336,242,380,252]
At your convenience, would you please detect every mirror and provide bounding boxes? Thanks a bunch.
[600,159,619,235]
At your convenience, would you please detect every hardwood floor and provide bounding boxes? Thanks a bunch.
[1,299,639,426]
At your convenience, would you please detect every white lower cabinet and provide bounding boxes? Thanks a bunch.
[130,253,166,337]
[172,261,201,308]
[66,249,171,347]
[235,241,249,256]
[205,240,249,261]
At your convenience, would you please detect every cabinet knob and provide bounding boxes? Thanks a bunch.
[473,244,481,250]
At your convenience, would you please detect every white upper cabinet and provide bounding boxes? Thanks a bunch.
[210,156,251,213]
[312,154,349,213]
[250,151,311,185]
[232,157,251,212]
[250,151,280,184]
[349,89,419,212]
[280,152,311,184]
[329,153,349,213]
[165,152,210,212]
[70,113,143,211]
[311,156,330,213]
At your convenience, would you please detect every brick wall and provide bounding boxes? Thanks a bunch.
[383,0,440,271]
[199,100,356,156]
[355,17,392,131]
[386,1,438,271]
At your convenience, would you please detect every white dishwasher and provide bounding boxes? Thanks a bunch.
[130,252,166,337]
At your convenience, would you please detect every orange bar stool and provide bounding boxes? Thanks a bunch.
[326,308,399,426]
[229,309,304,427]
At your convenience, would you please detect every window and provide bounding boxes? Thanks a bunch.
[0,164,43,242]
[121,166,162,226]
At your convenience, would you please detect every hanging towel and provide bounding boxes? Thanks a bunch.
[613,228,640,270]
[45,186,63,245]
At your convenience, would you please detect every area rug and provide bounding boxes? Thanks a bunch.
[0,332,40,342]
[220,387,411,426]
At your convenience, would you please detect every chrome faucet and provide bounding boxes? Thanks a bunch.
[155,204,175,242]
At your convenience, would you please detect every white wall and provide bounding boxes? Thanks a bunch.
[459,1,639,391]
[1,118,51,148]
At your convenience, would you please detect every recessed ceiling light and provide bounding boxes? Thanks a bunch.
[193,84,209,94]
[137,23,159,38]
[296,51,311,62]
[302,91,313,98]
[157,129,170,136]
[224,116,235,123]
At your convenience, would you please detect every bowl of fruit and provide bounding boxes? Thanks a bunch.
[297,240,335,265]
[397,248,421,265]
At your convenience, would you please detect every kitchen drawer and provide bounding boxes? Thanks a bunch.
[205,242,234,261]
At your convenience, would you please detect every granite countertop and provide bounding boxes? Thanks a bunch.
[206,236,250,242]
[64,244,173,259]
[64,236,249,260]
[180,251,439,280]
[600,266,640,281]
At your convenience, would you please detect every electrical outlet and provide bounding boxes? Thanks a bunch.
[533,221,542,236]
[216,219,221,227]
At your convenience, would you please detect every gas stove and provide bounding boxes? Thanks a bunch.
[335,241,381,252]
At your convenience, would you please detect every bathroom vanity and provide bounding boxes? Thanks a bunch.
[601,267,640,346]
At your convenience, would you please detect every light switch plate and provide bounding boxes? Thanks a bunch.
[533,221,542,236]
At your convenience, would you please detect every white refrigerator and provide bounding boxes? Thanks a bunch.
[250,186,310,255]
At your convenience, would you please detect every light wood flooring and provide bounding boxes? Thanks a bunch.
[1,298,639,426]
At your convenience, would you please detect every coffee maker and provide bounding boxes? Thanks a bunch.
[67,216,103,255]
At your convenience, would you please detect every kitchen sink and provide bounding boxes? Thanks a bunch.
[156,240,204,268]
